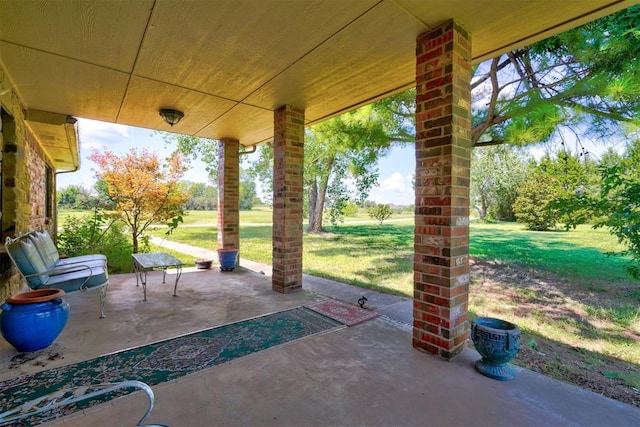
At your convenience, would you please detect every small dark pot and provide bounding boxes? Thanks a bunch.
[471,317,521,381]
[195,259,213,269]
[217,249,238,271]
[1,289,70,352]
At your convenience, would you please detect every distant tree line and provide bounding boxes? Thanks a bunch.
[59,178,258,212]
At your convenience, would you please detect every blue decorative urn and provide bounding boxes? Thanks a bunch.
[1,289,70,352]
[471,317,521,381]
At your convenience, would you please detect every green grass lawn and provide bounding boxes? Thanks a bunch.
[470,222,632,288]
[148,223,414,295]
[58,208,93,224]
[149,215,634,297]
[147,211,415,295]
[178,206,275,225]
[61,208,633,296]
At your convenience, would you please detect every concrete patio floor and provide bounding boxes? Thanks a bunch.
[1,263,639,426]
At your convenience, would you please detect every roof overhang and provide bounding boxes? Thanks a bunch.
[24,109,80,172]
[1,0,637,156]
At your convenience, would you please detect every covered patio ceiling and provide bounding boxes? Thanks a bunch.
[0,0,636,168]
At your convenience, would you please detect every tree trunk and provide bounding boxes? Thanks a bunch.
[307,179,329,233]
[307,181,318,233]
[306,156,334,233]
[132,226,139,254]
[480,196,489,220]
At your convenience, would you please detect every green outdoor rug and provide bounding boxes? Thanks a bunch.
[0,307,342,425]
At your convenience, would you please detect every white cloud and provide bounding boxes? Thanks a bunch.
[76,118,136,153]
[379,172,407,191]
[368,172,414,206]
[59,119,209,189]
[58,120,137,189]
[78,118,130,140]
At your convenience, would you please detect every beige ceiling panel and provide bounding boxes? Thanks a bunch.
[0,42,128,122]
[396,0,634,62]
[0,0,153,71]
[196,104,273,145]
[245,1,422,122]
[118,76,238,135]
[134,0,379,101]
[2,0,635,148]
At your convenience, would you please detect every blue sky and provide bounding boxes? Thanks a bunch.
[58,118,627,206]
[57,118,417,205]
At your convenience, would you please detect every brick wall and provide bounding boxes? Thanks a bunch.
[413,21,472,360]
[217,138,240,250]
[272,105,304,293]
[0,67,57,303]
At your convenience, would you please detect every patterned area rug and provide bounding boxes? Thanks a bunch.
[305,299,379,326]
[0,307,341,425]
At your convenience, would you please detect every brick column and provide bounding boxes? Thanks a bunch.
[413,20,472,360]
[217,138,240,251]
[272,105,304,293]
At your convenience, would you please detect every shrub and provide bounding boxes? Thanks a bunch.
[343,202,359,217]
[57,209,133,273]
[513,175,561,231]
[368,204,393,225]
[591,160,640,279]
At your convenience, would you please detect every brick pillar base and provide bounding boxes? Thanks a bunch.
[272,105,304,293]
[413,20,472,360]
[217,138,240,251]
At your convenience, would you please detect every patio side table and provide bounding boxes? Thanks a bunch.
[132,252,184,301]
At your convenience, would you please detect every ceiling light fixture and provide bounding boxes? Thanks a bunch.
[159,109,184,126]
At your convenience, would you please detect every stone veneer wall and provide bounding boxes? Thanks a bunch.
[0,67,57,303]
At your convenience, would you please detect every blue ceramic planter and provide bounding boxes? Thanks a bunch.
[471,317,521,381]
[217,249,238,271]
[1,290,70,352]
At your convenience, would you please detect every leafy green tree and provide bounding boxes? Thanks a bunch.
[560,140,640,279]
[343,202,359,217]
[93,179,116,209]
[594,141,640,278]
[181,181,217,211]
[250,92,415,233]
[239,169,257,210]
[58,185,102,209]
[542,152,600,224]
[513,173,561,231]
[311,91,413,231]
[169,134,261,211]
[57,185,81,207]
[169,133,258,179]
[472,6,640,148]
[247,145,274,206]
[171,135,221,179]
[599,147,623,168]
[368,204,393,225]
[471,145,532,220]
[515,151,599,230]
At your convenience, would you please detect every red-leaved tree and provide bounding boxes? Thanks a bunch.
[89,148,188,253]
